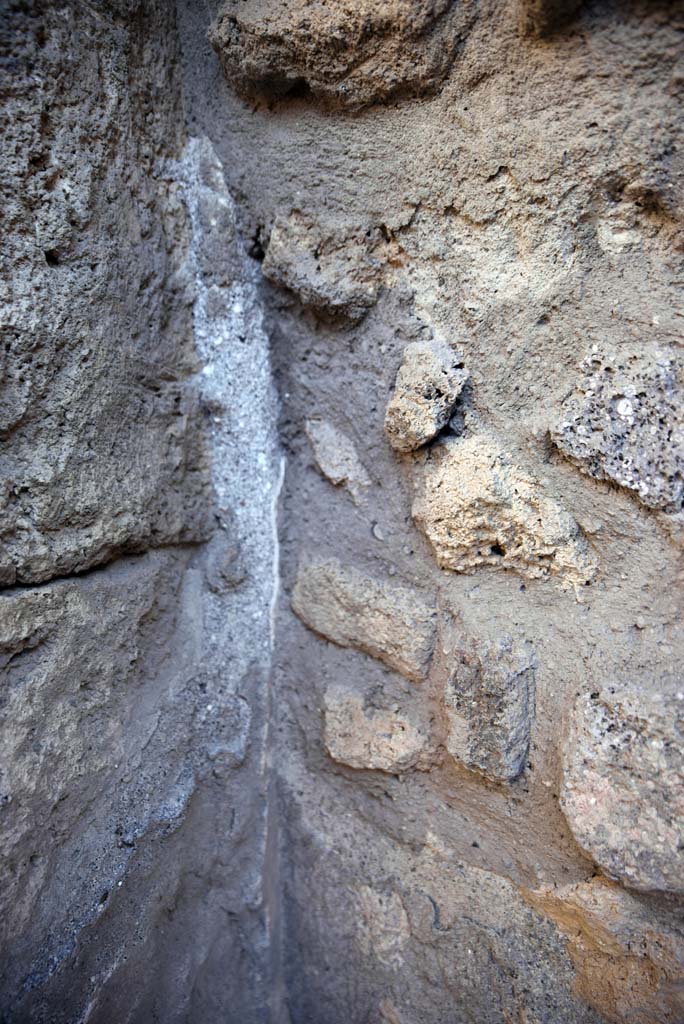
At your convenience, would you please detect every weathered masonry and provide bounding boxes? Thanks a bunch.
[1,1,683,1021]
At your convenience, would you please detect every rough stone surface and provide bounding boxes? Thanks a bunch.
[262,211,382,322]
[323,685,436,774]
[355,886,411,967]
[282,803,606,1024]
[561,681,684,894]
[442,628,536,782]
[384,339,469,452]
[209,0,474,111]
[0,0,211,587]
[305,418,371,503]
[0,5,280,1021]
[0,553,202,996]
[5,0,684,1019]
[292,559,436,683]
[413,433,597,587]
[552,345,684,515]
[199,0,684,1016]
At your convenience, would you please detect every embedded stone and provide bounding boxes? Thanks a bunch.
[204,532,247,593]
[412,434,597,587]
[384,340,469,453]
[209,0,472,111]
[306,418,371,503]
[292,559,436,682]
[552,345,684,513]
[560,681,684,893]
[356,886,410,967]
[443,634,536,782]
[323,686,435,773]
[262,212,381,322]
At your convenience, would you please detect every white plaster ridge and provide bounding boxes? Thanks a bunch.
[171,135,286,1020]
[173,134,281,692]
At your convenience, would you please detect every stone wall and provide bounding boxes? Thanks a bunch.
[1,0,683,1021]
[1,2,280,1020]
[202,0,684,1020]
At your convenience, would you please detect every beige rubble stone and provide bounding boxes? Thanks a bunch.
[292,559,436,682]
[356,885,411,966]
[323,686,435,773]
[262,212,381,322]
[412,434,597,587]
[560,681,684,894]
[384,340,469,453]
[378,1000,405,1024]
[210,0,473,111]
[305,418,371,503]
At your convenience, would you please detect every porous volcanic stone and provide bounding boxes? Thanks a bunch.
[552,345,684,514]
[413,434,597,587]
[384,339,469,453]
[561,681,684,893]
[210,0,473,110]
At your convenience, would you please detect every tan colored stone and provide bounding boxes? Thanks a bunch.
[292,559,436,682]
[323,686,435,773]
[561,681,684,894]
[210,0,472,111]
[262,212,381,322]
[356,885,410,966]
[305,418,371,503]
[378,1000,406,1024]
[412,434,597,587]
[384,340,469,452]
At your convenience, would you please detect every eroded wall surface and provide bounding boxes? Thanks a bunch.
[2,0,684,1022]
[1,3,280,1021]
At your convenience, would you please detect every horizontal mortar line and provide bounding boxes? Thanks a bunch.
[0,537,208,597]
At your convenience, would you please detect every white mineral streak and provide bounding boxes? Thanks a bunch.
[176,135,281,699]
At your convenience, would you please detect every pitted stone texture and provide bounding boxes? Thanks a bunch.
[0,1,210,586]
[552,346,684,514]
[443,633,536,782]
[525,878,684,1024]
[209,0,471,111]
[323,686,435,773]
[561,682,684,893]
[517,0,583,37]
[306,418,371,503]
[413,434,597,587]
[384,340,469,453]
[262,212,381,322]
[292,558,436,682]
